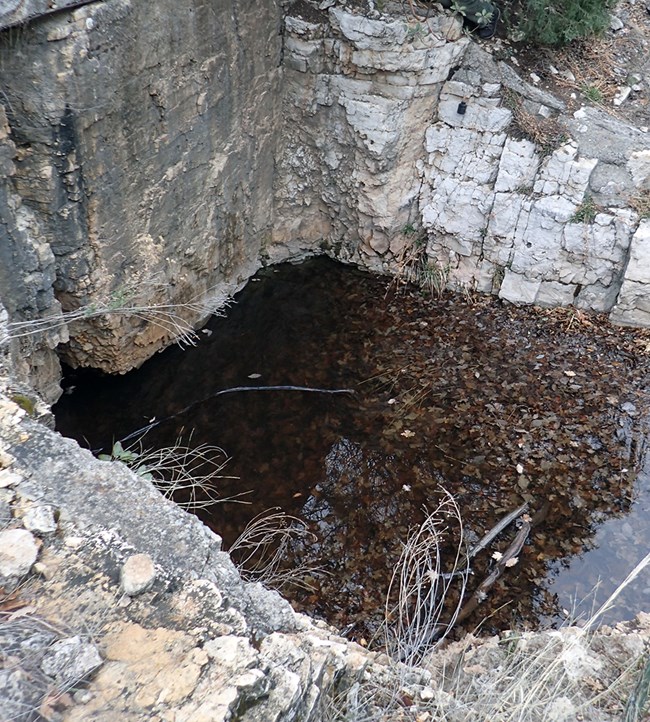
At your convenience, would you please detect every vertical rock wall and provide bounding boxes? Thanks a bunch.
[279,10,649,322]
[274,7,468,268]
[1,0,649,401]
[0,0,283,391]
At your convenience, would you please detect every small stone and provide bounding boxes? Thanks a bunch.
[32,562,52,579]
[548,65,559,75]
[621,401,637,415]
[0,528,39,578]
[41,636,102,686]
[0,470,22,488]
[23,506,57,535]
[613,86,632,106]
[120,553,156,596]
[64,535,84,549]
[73,689,94,704]
[609,14,624,30]
[529,72,541,85]
[562,70,576,83]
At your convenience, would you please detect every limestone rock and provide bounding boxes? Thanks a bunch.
[610,220,650,325]
[0,469,22,488]
[41,636,103,686]
[0,528,39,578]
[23,505,57,535]
[120,553,156,596]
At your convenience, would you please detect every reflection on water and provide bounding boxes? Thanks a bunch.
[55,257,650,638]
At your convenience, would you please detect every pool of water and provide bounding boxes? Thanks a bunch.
[55,257,650,640]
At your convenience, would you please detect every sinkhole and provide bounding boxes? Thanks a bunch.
[54,257,650,643]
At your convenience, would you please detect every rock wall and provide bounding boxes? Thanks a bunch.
[272,7,468,267]
[0,385,378,721]
[1,0,649,397]
[279,10,650,322]
[0,0,283,397]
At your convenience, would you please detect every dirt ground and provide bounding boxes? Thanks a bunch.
[482,0,650,126]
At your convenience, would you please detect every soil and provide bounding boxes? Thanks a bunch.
[493,0,650,126]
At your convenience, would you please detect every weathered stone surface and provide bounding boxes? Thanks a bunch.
[610,220,650,325]
[41,635,103,687]
[23,504,57,535]
[0,0,97,29]
[0,0,283,376]
[0,527,39,577]
[0,387,382,721]
[2,0,650,408]
[120,553,156,596]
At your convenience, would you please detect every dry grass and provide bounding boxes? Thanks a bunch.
[323,508,650,722]
[228,510,325,592]
[383,491,470,667]
[505,90,567,156]
[2,276,230,351]
[553,37,624,105]
[101,435,246,511]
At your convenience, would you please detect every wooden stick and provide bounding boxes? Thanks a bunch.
[469,501,529,560]
[456,518,531,624]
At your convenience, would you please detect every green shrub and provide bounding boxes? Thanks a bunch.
[515,0,613,46]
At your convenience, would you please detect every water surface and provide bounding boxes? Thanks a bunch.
[55,258,650,640]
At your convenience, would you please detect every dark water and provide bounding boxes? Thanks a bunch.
[55,257,650,640]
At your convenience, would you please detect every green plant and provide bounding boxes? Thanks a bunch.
[514,0,613,47]
[99,441,154,480]
[582,84,604,103]
[404,21,426,41]
[571,193,599,223]
[10,393,37,417]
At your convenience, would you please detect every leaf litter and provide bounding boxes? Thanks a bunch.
[54,258,650,645]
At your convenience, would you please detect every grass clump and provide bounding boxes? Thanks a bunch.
[629,190,650,220]
[571,193,599,223]
[505,91,568,157]
[99,436,243,511]
[582,84,605,103]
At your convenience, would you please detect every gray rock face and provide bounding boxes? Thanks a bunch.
[0,527,39,578]
[40,635,103,687]
[1,0,650,402]
[23,504,57,535]
[0,0,283,378]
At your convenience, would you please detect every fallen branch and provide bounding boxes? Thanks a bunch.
[456,517,531,625]
[469,502,529,560]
